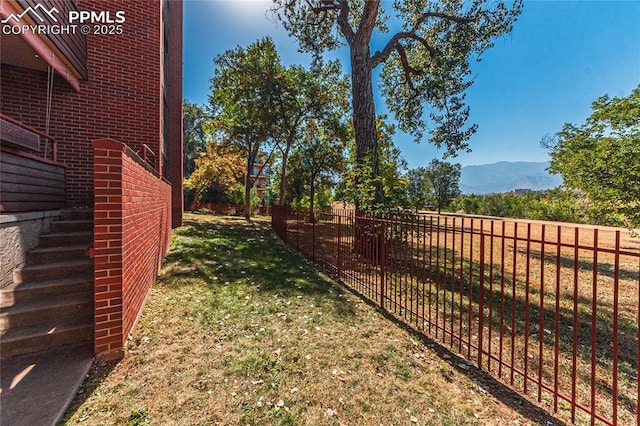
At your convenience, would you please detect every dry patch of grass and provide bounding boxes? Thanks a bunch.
[62,213,559,425]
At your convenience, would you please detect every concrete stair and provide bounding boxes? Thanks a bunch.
[0,209,94,359]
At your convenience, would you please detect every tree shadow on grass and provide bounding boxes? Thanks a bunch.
[62,215,356,423]
[523,247,639,282]
[370,303,568,426]
[160,216,355,317]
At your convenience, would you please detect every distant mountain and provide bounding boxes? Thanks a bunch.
[459,161,562,195]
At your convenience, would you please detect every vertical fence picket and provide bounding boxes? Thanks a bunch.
[510,221,518,387]
[591,229,599,426]
[488,220,494,371]
[571,227,579,424]
[436,216,441,339]
[459,218,466,354]
[612,231,620,426]
[539,224,546,402]
[443,217,448,342]
[337,215,342,277]
[450,217,456,347]
[429,216,434,336]
[469,218,475,360]
[637,250,640,426]
[499,220,506,379]
[524,223,531,395]
[554,225,561,413]
[402,217,407,321]
[422,216,427,329]
[478,221,485,369]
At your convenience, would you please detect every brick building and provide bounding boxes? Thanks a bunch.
[250,153,268,200]
[0,0,183,361]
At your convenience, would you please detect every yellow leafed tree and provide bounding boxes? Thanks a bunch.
[184,142,245,203]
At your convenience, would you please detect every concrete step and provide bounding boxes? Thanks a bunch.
[0,207,95,360]
[0,293,93,330]
[27,244,89,264]
[60,208,93,221]
[50,219,93,233]
[0,322,93,359]
[13,259,93,284]
[0,275,93,308]
[38,231,93,248]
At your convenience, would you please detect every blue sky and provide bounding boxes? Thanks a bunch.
[183,0,640,168]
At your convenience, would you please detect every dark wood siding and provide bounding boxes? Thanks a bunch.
[0,117,40,152]
[0,147,66,212]
[17,0,88,79]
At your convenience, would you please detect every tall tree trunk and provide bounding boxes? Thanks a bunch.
[193,190,202,212]
[244,160,252,220]
[278,140,292,206]
[308,179,315,223]
[350,43,382,207]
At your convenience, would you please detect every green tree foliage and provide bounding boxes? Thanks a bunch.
[452,192,523,217]
[230,184,261,216]
[293,188,334,211]
[377,121,409,208]
[271,0,522,204]
[209,37,350,217]
[269,59,350,206]
[286,119,349,221]
[546,85,640,228]
[538,189,588,223]
[183,101,209,178]
[450,189,588,223]
[424,159,461,213]
[405,167,428,211]
[336,118,408,210]
[209,37,280,219]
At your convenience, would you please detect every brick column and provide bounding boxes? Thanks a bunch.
[93,139,125,360]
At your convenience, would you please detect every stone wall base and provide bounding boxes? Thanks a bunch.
[0,211,61,287]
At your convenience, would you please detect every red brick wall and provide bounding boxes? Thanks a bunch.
[0,0,163,208]
[93,139,171,360]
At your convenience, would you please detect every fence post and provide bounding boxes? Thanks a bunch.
[285,207,288,243]
[337,215,342,276]
[281,206,288,243]
[271,206,276,234]
[380,221,386,309]
[478,224,485,368]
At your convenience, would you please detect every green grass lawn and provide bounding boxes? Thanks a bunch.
[61,214,559,425]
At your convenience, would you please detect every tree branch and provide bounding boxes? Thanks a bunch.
[355,0,379,44]
[395,44,418,91]
[309,0,354,45]
[414,11,473,27]
[371,31,436,67]
[312,5,336,13]
[371,10,471,67]
[336,0,355,44]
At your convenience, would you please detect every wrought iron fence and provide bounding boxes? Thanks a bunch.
[271,205,640,425]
